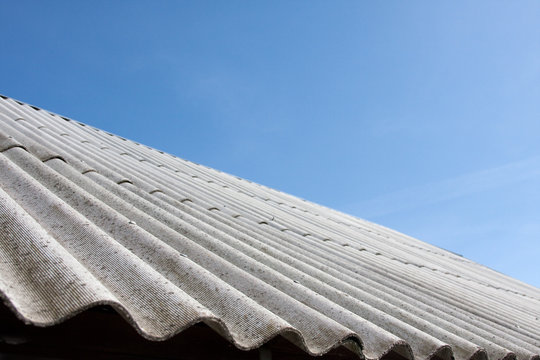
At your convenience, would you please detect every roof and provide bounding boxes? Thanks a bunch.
[0,94,538,360]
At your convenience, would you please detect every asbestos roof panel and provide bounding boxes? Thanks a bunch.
[0,94,538,360]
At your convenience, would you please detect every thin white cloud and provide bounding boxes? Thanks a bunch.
[350,155,540,218]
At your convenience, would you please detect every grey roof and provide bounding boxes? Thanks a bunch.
[0,94,538,360]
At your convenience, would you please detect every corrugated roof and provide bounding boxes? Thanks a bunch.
[0,94,538,360]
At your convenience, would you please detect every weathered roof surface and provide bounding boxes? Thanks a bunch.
[0,94,538,360]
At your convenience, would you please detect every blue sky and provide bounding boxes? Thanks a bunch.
[1,1,539,287]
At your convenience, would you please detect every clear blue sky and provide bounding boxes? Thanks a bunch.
[1,1,539,287]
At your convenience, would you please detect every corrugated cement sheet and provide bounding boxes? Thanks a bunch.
[0,94,538,360]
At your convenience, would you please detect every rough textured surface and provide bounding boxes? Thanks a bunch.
[0,94,538,360]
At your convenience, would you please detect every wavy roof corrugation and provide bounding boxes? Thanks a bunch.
[0,94,538,360]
